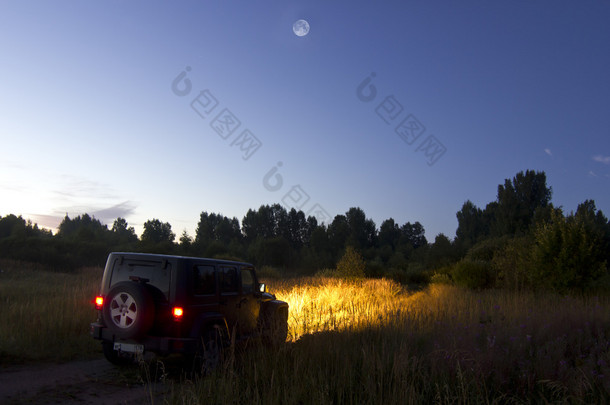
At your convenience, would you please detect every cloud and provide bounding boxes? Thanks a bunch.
[588,171,598,177]
[25,201,138,233]
[91,201,137,223]
[27,214,65,230]
[593,155,610,165]
[544,148,552,156]
[55,201,137,222]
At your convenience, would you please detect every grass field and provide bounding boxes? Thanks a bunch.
[0,260,101,363]
[171,277,610,404]
[1,260,609,403]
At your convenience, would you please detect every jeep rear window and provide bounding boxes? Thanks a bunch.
[110,259,171,300]
[194,265,216,296]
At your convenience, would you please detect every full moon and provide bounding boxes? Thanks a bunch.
[292,19,310,37]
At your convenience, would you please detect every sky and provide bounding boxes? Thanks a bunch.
[1,0,609,241]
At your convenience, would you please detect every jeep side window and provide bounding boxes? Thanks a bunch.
[241,267,255,294]
[194,265,216,296]
[220,266,239,294]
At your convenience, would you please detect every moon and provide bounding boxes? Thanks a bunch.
[292,19,310,37]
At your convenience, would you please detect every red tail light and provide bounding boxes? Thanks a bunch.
[94,296,104,310]
[173,307,184,320]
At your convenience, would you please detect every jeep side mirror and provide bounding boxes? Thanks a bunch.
[259,283,266,293]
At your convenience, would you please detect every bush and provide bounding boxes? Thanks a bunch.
[492,236,533,290]
[405,263,430,284]
[386,268,409,284]
[531,212,608,292]
[384,263,430,285]
[451,259,494,289]
[314,268,337,277]
[335,246,366,279]
[430,273,452,285]
[466,236,509,262]
[365,257,385,278]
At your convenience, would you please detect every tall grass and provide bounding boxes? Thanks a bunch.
[0,260,101,363]
[1,261,609,402]
[171,277,610,404]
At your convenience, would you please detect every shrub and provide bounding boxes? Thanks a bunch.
[314,268,337,277]
[430,272,452,285]
[365,257,385,278]
[492,236,533,290]
[451,259,494,289]
[385,263,430,285]
[335,246,366,279]
[531,211,608,292]
[384,268,404,284]
[466,236,510,262]
[405,263,430,284]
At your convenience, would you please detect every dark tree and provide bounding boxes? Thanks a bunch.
[241,205,287,242]
[455,200,486,250]
[304,215,318,245]
[57,213,109,242]
[400,221,427,250]
[0,214,27,239]
[241,209,260,242]
[178,229,193,254]
[379,218,400,250]
[492,170,552,236]
[345,207,377,251]
[141,219,175,244]
[575,199,610,263]
[427,233,456,269]
[196,212,241,247]
[301,224,333,270]
[286,208,307,249]
[328,214,349,259]
[111,217,137,243]
[270,204,289,238]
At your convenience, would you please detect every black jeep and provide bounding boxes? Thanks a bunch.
[90,252,288,370]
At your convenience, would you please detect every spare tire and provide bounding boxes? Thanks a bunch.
[103,282,154,339]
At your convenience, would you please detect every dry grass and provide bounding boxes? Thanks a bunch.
[0,260,101,363]
[1,261,609,402]
[172,277,610,404]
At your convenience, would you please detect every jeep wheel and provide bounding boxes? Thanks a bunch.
[103,282,154,339]
[192,325,224,376]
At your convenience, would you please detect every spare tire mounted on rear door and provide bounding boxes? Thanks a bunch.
[103,281,155,339]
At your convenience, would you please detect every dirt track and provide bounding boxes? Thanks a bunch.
[0,358,168,404]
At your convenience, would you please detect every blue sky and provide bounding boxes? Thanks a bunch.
[1,0,609,241]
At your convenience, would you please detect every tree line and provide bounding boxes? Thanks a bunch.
[1,169,608,292]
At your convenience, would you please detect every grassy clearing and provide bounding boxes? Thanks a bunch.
[170,277,610,404]
[0,260,101,363]
[1,261,609,402]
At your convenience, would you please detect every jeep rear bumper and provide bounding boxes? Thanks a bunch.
[90,322,199,355]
